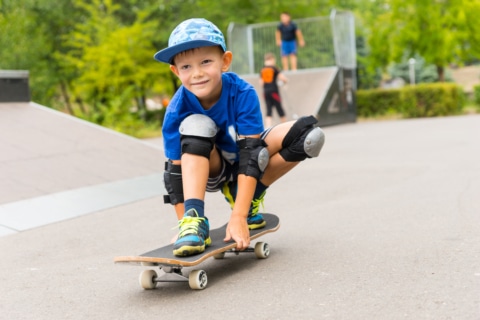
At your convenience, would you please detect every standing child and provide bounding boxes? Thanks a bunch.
[260,52,288,127]
[275,12,305,71]
[154,18,325,257]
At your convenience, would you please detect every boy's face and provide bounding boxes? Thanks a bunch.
[170,46,232,108]
[280,13,290,24]
[265,57,276,66]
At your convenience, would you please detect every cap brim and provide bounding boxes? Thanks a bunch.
[154,40,223,64]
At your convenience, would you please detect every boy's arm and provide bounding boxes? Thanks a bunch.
[224,173,256,250]
[278,72,288,84]
[224,133,262,250]
[275,29,281,46]
[296,29,305,47]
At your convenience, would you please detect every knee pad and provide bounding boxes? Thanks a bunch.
[180,114,217,159]
[279,115,325,162]
[163,160,184,205]
[238,138,269,180]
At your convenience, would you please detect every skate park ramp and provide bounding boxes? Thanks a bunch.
[241,67,356,126]
[0,102,164,236]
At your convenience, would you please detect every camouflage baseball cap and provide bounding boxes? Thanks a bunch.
[154,18,227,64]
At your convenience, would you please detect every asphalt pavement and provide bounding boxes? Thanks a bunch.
[1,102,479,319]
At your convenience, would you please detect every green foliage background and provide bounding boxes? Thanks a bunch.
[1,0,480,136]
[356,83,464,118]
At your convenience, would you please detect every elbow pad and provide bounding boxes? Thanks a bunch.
[163,160,184,205]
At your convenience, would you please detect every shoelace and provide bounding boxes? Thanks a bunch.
[222,183,266,216]
[176,217,204,237]
[250,191,266,215]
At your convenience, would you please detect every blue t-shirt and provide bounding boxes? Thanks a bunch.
[277,22,298,41]
[162,72,264,162]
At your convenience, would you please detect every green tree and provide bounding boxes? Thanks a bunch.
[0,0,64,105]
[59,0,170,120]
[368,0,480,82]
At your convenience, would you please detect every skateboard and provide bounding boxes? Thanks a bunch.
[114,213,280,290]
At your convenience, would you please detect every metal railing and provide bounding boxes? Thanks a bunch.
[227,11,356,75]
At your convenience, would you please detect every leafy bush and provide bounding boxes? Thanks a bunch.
[357,83,464,118]
[74,86,162,138]
[474,84,480,106]
[355,88,402,117]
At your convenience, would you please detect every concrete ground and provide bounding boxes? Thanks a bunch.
[1,102,479,319]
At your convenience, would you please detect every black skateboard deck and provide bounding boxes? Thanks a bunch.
[114,213,280,290]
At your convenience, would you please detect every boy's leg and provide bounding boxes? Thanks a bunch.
[221,116,324,230]
[166,114,223,256]
[280,42,289,70]
[273,93,287,123]
[281,56,289,71]
[289,41,298,71]
[262,116,325,185]
[290,54,297,71]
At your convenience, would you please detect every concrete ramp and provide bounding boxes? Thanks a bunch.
[241,67,356,126]
[0,102,164,235]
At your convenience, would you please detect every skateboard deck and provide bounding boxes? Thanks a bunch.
[114,213,280,290]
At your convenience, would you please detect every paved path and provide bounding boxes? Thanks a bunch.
[0,102,479,319]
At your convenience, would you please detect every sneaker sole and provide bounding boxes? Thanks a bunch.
[173,237,212,257]
[248,221,267,230]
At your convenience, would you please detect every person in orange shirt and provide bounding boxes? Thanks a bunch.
[259,53,288,127]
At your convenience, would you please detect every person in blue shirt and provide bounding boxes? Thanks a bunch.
[155,18,324,257]
[275,12,305,71]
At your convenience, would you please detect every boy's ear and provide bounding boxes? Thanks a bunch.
[170,64,180,77]
[222,51,233,72]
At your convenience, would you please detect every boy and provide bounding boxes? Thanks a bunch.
[154,18,324,257]
[275,12,305,71]
[260,52,288,127]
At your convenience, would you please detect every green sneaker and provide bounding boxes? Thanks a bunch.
[247,190,267,229]
[221,181,267,230]
[173,209,211,257]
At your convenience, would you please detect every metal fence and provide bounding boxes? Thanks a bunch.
[227,10,356,75]
[330,10,356,70]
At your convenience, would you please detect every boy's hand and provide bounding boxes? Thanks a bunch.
[224,215,250,250]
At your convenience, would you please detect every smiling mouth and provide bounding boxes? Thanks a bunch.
[192,80,209,86]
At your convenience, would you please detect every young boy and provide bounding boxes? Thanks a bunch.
[275,12,305,71]
[154,18,324,257]
[260,52,288,127]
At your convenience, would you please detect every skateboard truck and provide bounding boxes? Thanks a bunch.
[155,266,185,282]
[214,242,270,259]
[139,266,208,290]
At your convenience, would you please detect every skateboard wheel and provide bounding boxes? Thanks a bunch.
[254,242,270,259]
[139,269,157,290]
[213,252,225,259]
[189,270,208,290]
